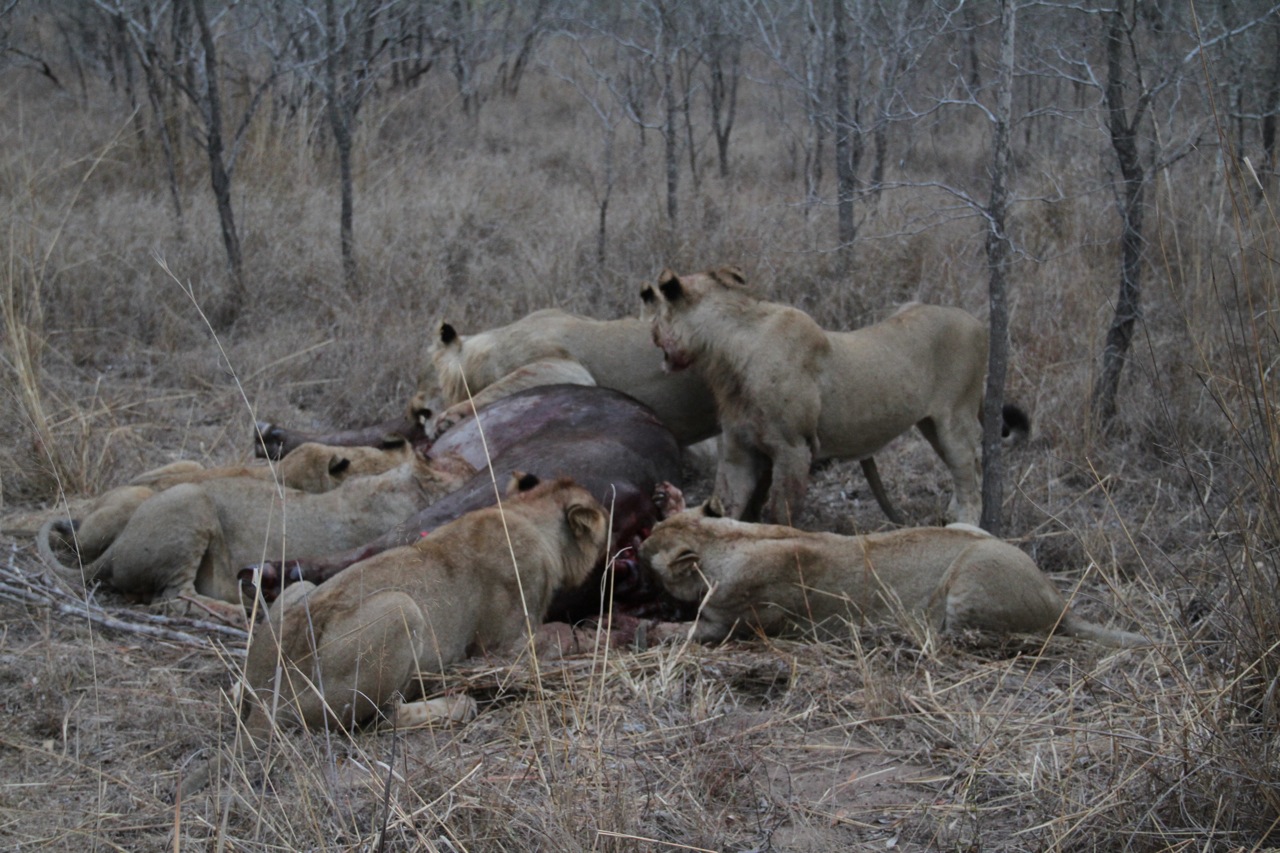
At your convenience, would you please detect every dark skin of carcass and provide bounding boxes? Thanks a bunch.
[243,384,688,621]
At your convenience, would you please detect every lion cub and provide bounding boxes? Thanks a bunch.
[640,266,1022,526]
[640,497,1148,648]
[240,475,609,732]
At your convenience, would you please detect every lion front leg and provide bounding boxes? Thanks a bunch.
[713,431,769,520]
[764,439,814,526]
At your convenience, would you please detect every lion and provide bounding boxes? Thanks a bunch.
[130,438,418,493]
[424,310,716,444]
[43,439,424,567]
[37,451,474,625]
[239,474,609,732]
[640,266,1027,526]
[424,309,908,522]
[639,493,1148,648]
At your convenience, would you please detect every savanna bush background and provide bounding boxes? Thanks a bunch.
[1,1,1279,849]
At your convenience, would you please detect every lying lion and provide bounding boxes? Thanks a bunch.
[38,450,472,625]
[240,474,609,731]
[39,439,422,568]
[639,492,1147,648]
[129,438,417,493]
[641,266,1027,526]
[424,309,907,522]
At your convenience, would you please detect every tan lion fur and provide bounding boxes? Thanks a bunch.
[44,440,426,567]
[37,452,472,625]
[129,439,417,493]
[240,476,609,731]
[641,266,990,525]
[640,504,1149,648]
[424,309,717,445]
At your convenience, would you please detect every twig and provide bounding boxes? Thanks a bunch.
[1,542,248,652]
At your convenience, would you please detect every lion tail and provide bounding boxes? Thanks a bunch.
[36,517,106,591]
[1057,613,1152,648]
[1001,403,1031,442]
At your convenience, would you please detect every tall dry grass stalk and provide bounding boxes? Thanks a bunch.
[0,124,130,503]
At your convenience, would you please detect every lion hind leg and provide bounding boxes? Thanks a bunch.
[71,485,156,563]
[103,484,222,603]
[940,545,1072,637]
[301,590,435,730]
[916,416,982,525]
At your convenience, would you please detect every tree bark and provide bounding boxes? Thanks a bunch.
[981,0,1016,534]
[192,0,245,325]
[705,22,741,179]
[325,0,358,292]
[662,11,679,228]
[832,0,858,273]
[1092,3,1147,428]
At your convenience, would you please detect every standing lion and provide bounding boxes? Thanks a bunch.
[640,266,1025,526]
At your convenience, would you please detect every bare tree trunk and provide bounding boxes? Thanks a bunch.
[112,12,148,161]
[832,0,857,273]
[192,0,245,326]
[662,25,679,227]
[802,15,829,217]
[597,122,616,266]
[981,0,1016,534]
[706,28,740,179]
[681,52,700,192]
[1092,4,1147,428]
[1263,21,1280,187]
[325,0,357,292]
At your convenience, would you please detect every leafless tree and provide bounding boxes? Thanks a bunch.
[980,0,1016,534]
[1082,2,1278,427]
[544,26,631,266]
[691,0,743,179]
[83,0,280,326]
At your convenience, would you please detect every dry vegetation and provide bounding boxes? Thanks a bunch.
[1,4,1279,850]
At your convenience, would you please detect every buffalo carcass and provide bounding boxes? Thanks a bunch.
[245,384,686,620]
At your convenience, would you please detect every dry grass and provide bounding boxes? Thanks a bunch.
[2,23,1279,851]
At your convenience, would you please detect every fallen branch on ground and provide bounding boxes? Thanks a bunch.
[0,541,248,653]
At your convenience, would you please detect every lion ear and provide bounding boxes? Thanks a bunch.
[717,266,747,287]
[702,496,726,518]
[506,471,541,495]
[668,548,701,577]
[657,269,684,303]
[639,284,656,305]
[439,322,459,346]
[328,456,351,476]
[566,500,606,543]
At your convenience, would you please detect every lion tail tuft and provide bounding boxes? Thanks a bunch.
[1001,403,1032,442]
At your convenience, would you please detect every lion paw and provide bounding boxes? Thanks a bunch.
[392,694,477,728]
[653,481,686,518]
